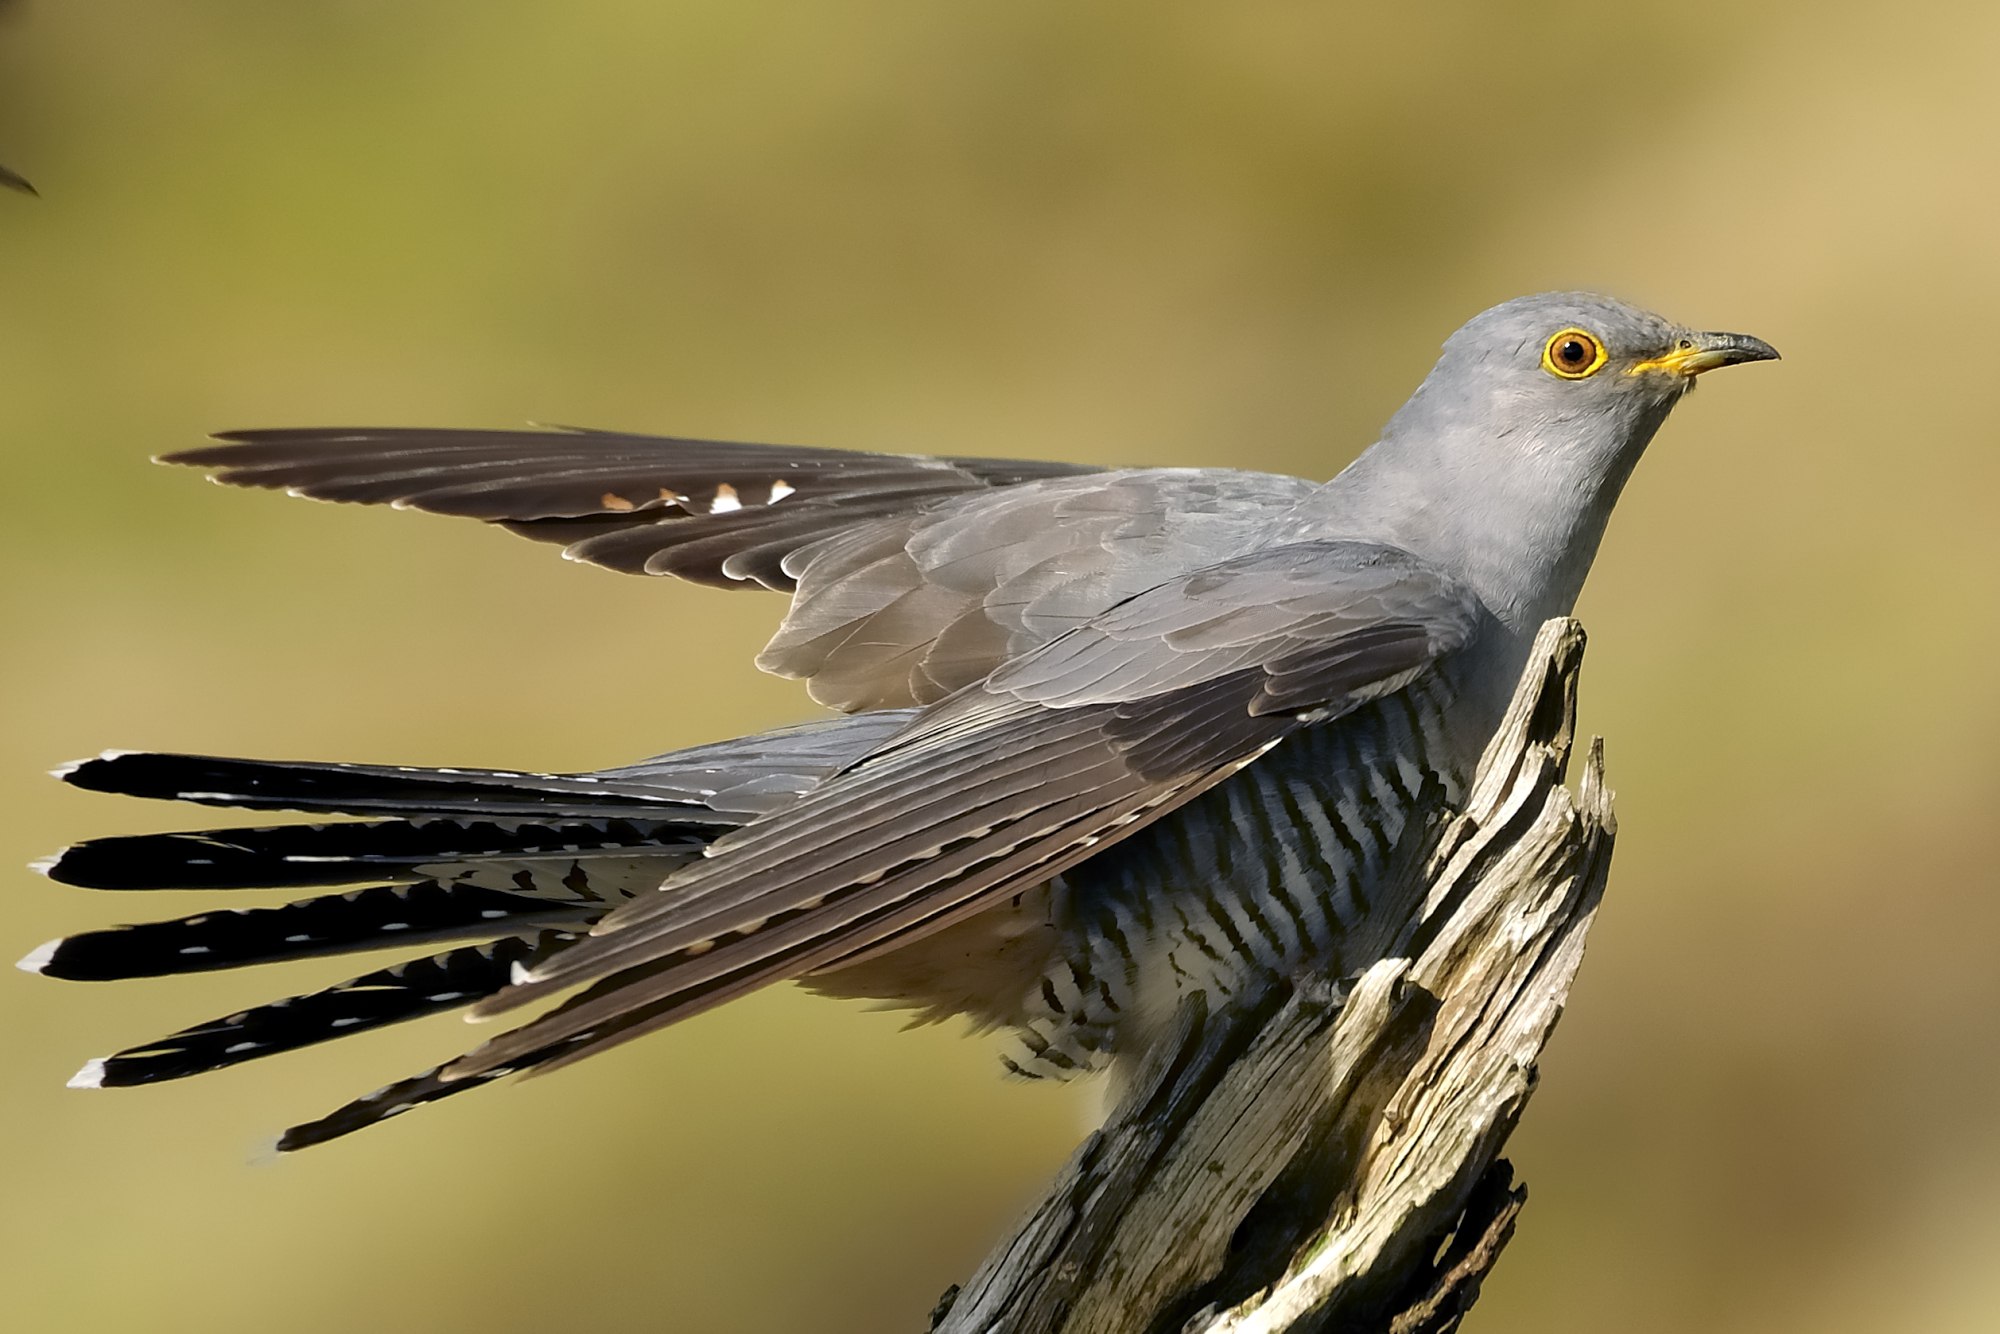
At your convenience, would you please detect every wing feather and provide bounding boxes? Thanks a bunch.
[164,428,1098,592]
[168,428,1094,520]
[443,540,1488,1078]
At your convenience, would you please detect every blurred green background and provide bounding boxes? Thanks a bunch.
[3,3,1997,1331]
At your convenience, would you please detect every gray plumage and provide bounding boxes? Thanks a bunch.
[24,291,1776,1148]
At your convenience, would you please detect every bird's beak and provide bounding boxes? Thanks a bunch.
[1630,330,1780,379]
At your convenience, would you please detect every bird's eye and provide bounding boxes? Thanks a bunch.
[1541,328,1608,380]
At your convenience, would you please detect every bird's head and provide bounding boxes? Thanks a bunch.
[1350,290,1780,629]
[1401,290,1780,467]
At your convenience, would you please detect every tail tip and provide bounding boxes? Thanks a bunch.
[67,1058,108,1090]
[50,749,137,783]
[25,854,59,879]
[16,938,61,974]
[246,1134,288,1167]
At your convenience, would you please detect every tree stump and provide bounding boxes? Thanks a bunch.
[933,617,1613,1334]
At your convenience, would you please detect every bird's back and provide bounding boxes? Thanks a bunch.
[810,646,1511,1078]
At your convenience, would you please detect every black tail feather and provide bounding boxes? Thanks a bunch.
[34,717,908,1146]
[57,750,719,819]
[275,996,611,1151]
[84,932,568,1088]
[28,881,591,981]
[276,948,757,1149]
[276,1061,515,1152]
[42,816,713,891]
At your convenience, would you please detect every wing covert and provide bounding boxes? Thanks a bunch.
[758,468,1326,709]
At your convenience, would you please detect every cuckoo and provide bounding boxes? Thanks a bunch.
[20,292,1776,1150]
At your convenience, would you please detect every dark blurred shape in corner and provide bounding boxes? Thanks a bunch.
[2,0,34,194]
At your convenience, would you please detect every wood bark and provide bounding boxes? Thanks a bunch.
[932,617,1613,1334]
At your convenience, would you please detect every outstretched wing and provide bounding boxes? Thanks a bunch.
[168,429,1323,711]
[444,540,1490,1079]
[164,427,1101,588]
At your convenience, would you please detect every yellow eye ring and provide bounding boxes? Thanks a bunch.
[1542,328,1608,380]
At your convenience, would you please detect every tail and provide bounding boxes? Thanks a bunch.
[23,713,911,1145]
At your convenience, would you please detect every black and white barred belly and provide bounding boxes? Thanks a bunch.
[1002,674,1472,1079]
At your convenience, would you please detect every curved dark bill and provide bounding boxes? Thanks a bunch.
[1689,330,1780,370]
[1634,329,1780,378]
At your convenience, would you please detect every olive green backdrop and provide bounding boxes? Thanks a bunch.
[3,3,1996,1331]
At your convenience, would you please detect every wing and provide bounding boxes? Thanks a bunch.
[757,468,1328,710]
[169,429,1324,712]
[163,427,1102,589]
[758,467,1328,709]
[442,540,1490,1079]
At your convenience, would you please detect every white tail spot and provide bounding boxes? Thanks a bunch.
[16,938,61,973]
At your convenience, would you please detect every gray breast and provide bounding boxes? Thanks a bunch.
[999,672,1479,1080]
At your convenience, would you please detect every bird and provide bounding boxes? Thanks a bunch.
[19,292,1777,1151]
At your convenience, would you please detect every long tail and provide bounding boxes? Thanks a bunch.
[23,713,910,1144]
